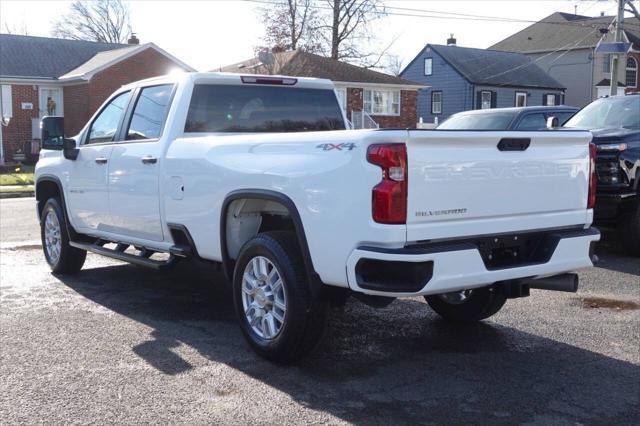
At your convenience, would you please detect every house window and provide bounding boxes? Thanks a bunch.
[544,94,556,106]
[626,57,638,88]
[335,87,347,112]
[424,58,433,76]
[603,54,611,73]
[481,91,492,109]
[431,91,442,114]
[515,92,527,107]
[363,89,400,116]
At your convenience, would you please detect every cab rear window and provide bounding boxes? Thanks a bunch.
[184,84,345,133]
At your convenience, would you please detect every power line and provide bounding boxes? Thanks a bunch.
[242,0,616,28]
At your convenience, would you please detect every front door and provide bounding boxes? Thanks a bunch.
[66,91,131,232]
[39,87,63,117]
[106,84,173,242]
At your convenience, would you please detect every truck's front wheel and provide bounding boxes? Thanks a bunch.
[425,287,506,323]
[232,231,327,363]
[40,197,86,274]
[618,195,640,257]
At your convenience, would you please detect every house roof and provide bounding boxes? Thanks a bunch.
[58,43,196,80]
[0,34,127,79]
[426,44,565,89]
[219,50,423,88]
[490,12,640,53]
[595,78,626,87]
[0,34,195,81]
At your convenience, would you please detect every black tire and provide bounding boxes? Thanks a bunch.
[40,197,86,274]
[232,231,327,363]
[425,287,506,323]
[618,195,640,257]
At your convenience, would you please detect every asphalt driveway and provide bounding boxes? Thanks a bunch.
[0,198,638,424]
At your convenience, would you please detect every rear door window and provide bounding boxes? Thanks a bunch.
[184,84,345,133]
[126,84,173,140]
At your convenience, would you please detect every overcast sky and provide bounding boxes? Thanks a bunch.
[0,0,628,72]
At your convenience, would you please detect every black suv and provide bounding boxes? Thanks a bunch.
[564,94,640,256]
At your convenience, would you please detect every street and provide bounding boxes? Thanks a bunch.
[0,197,639,424]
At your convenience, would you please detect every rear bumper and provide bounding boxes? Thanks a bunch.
[346,227,600,297]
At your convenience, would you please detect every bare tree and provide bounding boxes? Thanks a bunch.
[259,0,320,52]
[3,22,29,35]
[384,54,405,77]
[321,0,387,64]
[52,0,130,44]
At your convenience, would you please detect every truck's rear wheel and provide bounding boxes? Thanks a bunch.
[425,287,506,323]
[232,231,327,363]
[618,195,640,257]
[40,197,86,274]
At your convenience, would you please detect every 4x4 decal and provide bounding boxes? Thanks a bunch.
[316,143,356,151]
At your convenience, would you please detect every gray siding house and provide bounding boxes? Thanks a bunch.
[400,42,565,123]
[490,12,640,107]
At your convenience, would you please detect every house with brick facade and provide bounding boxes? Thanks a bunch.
[220,50,424,129]
[0,34,194,164]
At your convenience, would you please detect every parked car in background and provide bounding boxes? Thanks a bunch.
[563,94,640,256]
[437,106,578,130]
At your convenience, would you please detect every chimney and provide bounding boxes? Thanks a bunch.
[128,33,139,45]
[447,33,457,46]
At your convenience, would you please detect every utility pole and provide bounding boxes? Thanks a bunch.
[609,0,626,96]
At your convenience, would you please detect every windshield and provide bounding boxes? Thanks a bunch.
[437,112,515,130]
[564,96,640,130]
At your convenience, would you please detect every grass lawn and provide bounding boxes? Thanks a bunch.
[0,173,34,186]
[0,165,35,186]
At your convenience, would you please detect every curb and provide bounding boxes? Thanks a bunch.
[0,191,35,199]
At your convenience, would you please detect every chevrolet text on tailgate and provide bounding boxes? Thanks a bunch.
[35,72,600,362]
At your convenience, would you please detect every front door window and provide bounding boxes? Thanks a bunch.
[39,87,63,117]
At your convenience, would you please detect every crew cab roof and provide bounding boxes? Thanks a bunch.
[119,71,336,91]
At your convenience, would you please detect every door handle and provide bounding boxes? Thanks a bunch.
[95,157,108,164]
[141,156,157,164]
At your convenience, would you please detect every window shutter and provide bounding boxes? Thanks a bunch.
[554,94,561,105]
[490,91,497,108]
[476,91,482,109]
[542,94,548,106]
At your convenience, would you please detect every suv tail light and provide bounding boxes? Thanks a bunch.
[367,144,407,224]
[588,142,596,209]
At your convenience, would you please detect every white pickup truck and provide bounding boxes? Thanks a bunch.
[36,72,599,362]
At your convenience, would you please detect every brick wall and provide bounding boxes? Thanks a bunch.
[63,83,89,136]
[1,84,39,162]
[88,47,189,114]
[345,88,417,129]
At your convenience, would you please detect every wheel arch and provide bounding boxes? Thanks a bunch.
[35,175,65,222]
[220,189,324,296]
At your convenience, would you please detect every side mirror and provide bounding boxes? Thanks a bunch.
[41,116,65,150]
[63,137,79,160]
[546,116,559,129]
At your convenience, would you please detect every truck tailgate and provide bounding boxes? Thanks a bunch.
[406,130,593,242]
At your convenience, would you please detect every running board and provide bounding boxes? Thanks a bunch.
[69,240,180,270]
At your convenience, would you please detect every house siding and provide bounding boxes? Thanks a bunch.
[400,48,472,123]
[525,49,593,107]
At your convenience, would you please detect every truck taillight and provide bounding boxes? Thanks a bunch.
[367,144,407,224]
[588,142,596,209]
